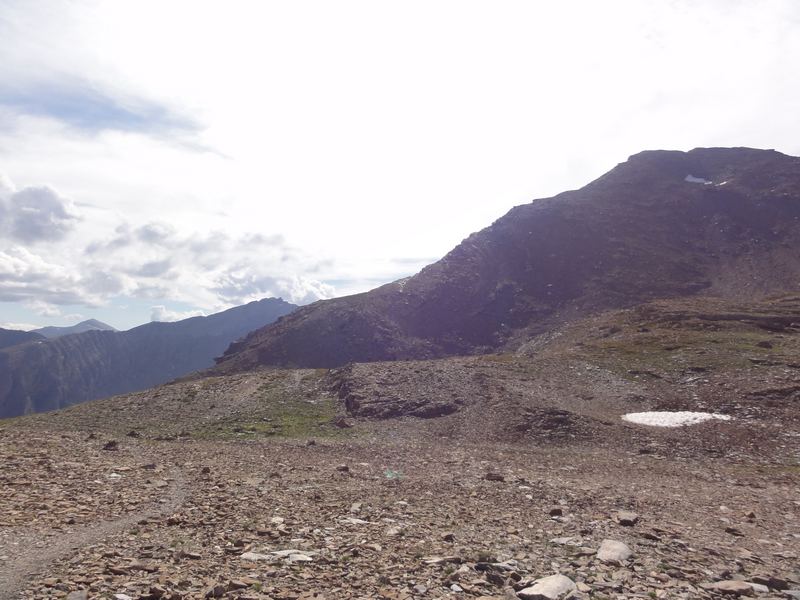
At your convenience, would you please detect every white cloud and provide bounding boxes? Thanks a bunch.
[0,1,799,326]
[150,305,205,322]
[0,173,14,194]
[0,180,77,243]
[4,186,77,242]
[23,299,62,318]
[0,322,40,332]
[0,172,336,314]
[0,245,91,305]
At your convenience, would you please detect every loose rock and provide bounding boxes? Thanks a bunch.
[517,574,577,600]
[596,539,633,564]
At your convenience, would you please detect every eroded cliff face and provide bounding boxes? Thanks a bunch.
[215,147,800,371]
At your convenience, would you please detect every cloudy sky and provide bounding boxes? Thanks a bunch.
[1,0,799,330]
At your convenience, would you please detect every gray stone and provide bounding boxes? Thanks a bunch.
[710,580,754,596]
[66,593,88,600]
[550,537,576,545]
[596,539,633,564]
[616,511,639,526]
[517,574,577,599]
[751,574,789,590]
[270,549,314,561]
[287,552,313,562]
[240,551,271,561]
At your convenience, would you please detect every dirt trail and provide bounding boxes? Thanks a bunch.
[0,460,190,599]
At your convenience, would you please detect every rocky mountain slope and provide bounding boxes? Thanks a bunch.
[216,147,800,371]
[0,298,295,417]
[35,294,800,457]
[2,147,799,598]
[0,328,44,350]
[4,294,798,599]
[33,319,116,339]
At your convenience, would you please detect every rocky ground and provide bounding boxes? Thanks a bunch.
[1,428,798,600]
[1,297,799,599]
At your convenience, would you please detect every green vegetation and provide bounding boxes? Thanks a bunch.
[579,326,783,379]
[193,380,354,440]
[480,353,516,363]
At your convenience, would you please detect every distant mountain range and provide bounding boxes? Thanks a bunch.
[0,298,296,417]
[0,328,44,350]
[33,319,117,339]
[215,147,800,371]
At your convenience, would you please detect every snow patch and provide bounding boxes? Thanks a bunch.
[685,174,712,185]
[622,411,732,427]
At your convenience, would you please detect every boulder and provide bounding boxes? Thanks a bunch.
[596,539,633,564]
[517,574,576,599]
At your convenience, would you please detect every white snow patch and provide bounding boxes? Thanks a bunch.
[685,174,712,185]
[622,411,732,427]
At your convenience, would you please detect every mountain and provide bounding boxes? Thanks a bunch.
[0,328,44,350]
[3,148,798,600]
[216,147,800,371]
[0,298,296,417]
[33,318,117,339]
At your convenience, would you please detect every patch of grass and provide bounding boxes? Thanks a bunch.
[193,381,355,440]
[480,353,516,363]
[578,328,781,378]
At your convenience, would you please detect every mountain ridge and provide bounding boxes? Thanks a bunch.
[215,147,800,371]
[33,319,117,339]
[0,328,45,350]
[0,297,296,417]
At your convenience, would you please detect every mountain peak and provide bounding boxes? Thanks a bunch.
[80,318,114,328]
[214,146,800,372]
[33,319,116,339]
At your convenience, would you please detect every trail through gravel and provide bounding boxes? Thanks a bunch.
[0,461,189,599]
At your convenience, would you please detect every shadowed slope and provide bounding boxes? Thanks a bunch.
[0,328,44,349]
[0,298,296,417]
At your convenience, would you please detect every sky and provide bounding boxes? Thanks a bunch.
[1,0,799,331]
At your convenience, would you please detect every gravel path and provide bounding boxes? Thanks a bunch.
[0,458,189,599]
